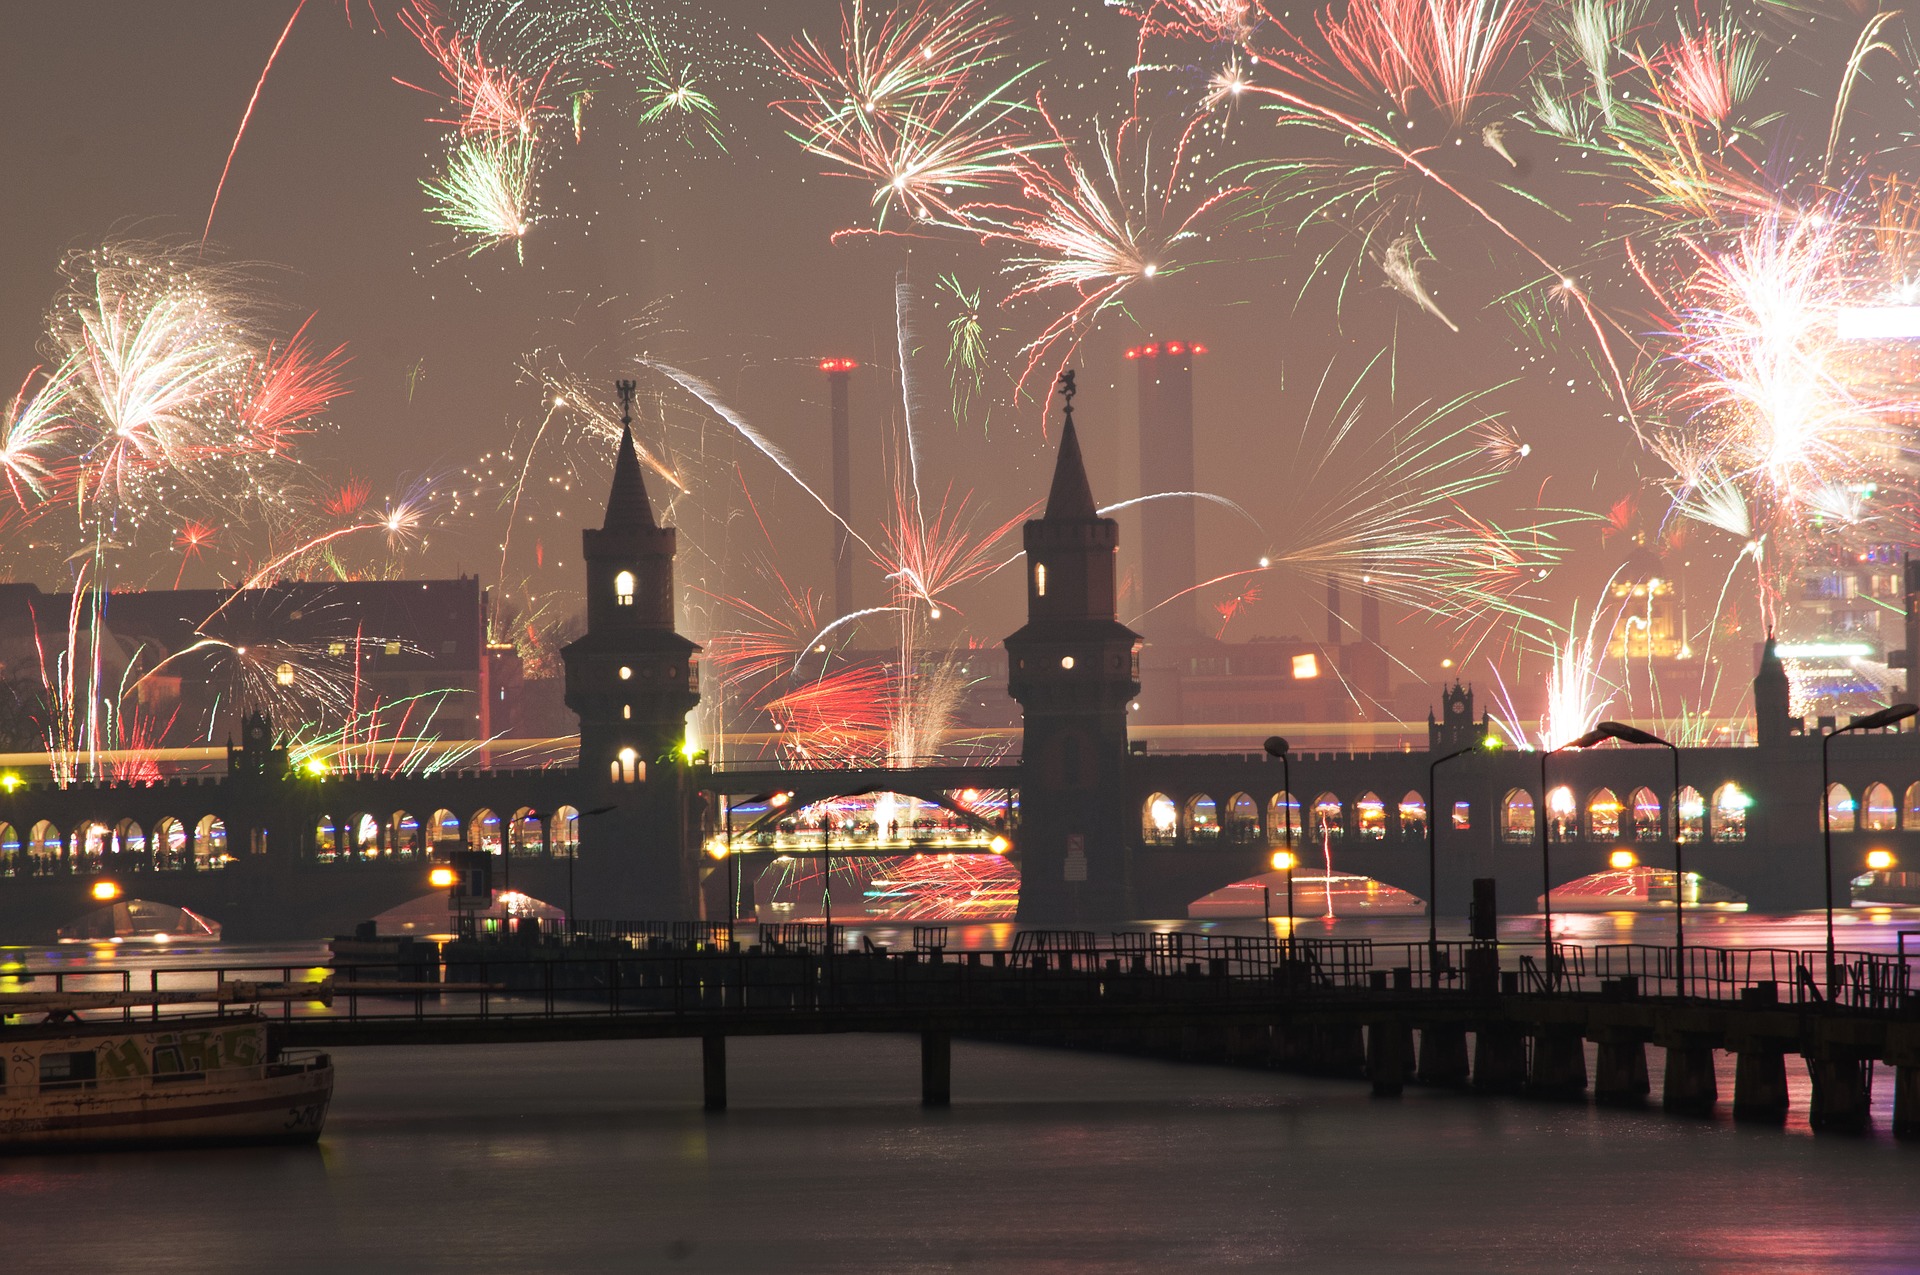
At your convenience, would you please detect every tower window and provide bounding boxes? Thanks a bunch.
[275,662,295,686]
[613,747,643,784]
[1034,562,1047,597]
[1060,656,1075,670]
[619,666,632,680]
[615,570,635,606]
[623,705,631,720]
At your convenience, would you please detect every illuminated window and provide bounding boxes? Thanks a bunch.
[1544,785,1578,842]
[1060,656,1075,670]
[613,747,643,784]
[384,641,402,656]
[1184,794,1219,841]
[1501,789,1534,843]
[1267,792,1299,845]
[1826,783,1855,832]
[1629,787,1663,842]
[1398,791,1426,837]
[1712,783,1749,842]
[1224,793,1258,842]
[623,705,631,720]
[1452,800,1471,831]
[1034,562,1047,597]
[615,570,635,606]
[1677,786,1705,843]
[1291,653,1319,679]
[619,666,632,681]
[1586,788,1620,841]
[1311,793,1343,839]
[327,641,347,656]
[1355,792,1386,840]
[1863,782,1896,832]
[1142,793,1176,844]
[275,662,295,686]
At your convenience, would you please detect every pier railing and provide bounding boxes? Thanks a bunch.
[11,932,1919,1029]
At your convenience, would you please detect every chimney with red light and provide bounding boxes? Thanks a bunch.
[1125,340,1207,642]
[820,358,858,620]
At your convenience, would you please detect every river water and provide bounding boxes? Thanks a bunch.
[6,911,1920,1273]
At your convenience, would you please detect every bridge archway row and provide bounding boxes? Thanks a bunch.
[0,813,232,878]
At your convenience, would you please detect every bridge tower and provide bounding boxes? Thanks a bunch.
[561,381,702,918]
[1006,371,1142,924]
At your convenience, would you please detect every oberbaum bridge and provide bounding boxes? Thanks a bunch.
[12,375,1920,1134]
[2,375,1919,941]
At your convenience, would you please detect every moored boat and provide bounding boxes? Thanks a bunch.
[1,989,333,1151]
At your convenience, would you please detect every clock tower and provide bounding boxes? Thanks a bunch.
[1005,371,1142,924]
[561,382,703,918]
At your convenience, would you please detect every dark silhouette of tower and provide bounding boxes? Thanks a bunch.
[1127,341,1204,642]
[1753,634,1794,746]
[561,381,702,917]
[820,358,859,621]
[1006,370,1142,924]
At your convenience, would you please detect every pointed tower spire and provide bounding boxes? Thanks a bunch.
[603,379,659,532]
[1044,369,1098,520]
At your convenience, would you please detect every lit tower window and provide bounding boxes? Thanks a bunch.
[615,570,635,605]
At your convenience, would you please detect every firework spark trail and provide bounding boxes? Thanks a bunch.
[765,0,1046,227]
[422,132,539,258]
[639,358,883,563]
[1381,233,1459,331]
[398,0,554,137]
[205,0,311,243]
[1,360,78,507]
[958,108,1245,393]
[1098,491,1265,533]
[894,271,927,536]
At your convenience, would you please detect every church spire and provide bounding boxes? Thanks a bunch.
[603,379,659,532]
[1043,370,1099,520]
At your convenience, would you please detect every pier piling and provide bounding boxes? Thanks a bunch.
[921,1031,951,1107]
[1732,1049,1789,1123]
[702,1035,727,1112]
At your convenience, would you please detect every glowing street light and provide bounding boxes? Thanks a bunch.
[90,880,120,902]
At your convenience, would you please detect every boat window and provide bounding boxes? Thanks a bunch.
[40,1050,97,1090]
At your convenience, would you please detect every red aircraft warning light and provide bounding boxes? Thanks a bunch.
[818,358,859,373]
[1122,342,1207,360]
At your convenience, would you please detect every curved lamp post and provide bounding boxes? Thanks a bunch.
[1589,723,1683,991]
[1427,735,1500,986]
[1822,703,1917,993]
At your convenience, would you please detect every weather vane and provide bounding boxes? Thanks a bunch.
[615,379,636,427]
[1057,367,1076,426]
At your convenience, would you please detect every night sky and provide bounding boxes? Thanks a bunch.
[1,2,1896,721]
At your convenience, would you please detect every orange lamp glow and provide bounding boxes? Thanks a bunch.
[1866,849,1896,871]
[90,880,120,902]
[428,866,457,888]
[1608,849,1637,870]
[1270,850,1298,871]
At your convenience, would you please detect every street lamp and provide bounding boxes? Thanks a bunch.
[1428,734,1500,984]
[1264,737,1294,957]
[1821,703,1917,993]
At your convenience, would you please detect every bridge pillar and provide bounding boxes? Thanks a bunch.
[1367,1021,1413,1097]
[1732,1049,1790,1123]
[1528,1031,1588,1099]
[1661,1040,1718,1116]
[1415,1025,1469,1087]
[1472,1026,1527,1094]
[1807,1051,1872,1133]
[702,1035,727,1112]
[1302,1024,1367,1078]
[1894,1065,1920,1140]
[1592,1033,1650,1106]
[921,1031,952,1107]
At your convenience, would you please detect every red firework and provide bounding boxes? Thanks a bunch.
[397,0,553,137]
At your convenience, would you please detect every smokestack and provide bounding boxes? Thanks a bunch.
[1127,340,1205,643]
[821,359,858,622]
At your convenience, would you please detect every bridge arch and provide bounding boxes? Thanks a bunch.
[194,815,227,867]
[112,818,146,862]
[552,806,580,857]
[1223,793,1258,843]
[1354,792,1386,840]
[1862,782,1896,832]
[1545,786,1576,842]
[1500,789,1533,843]
[1397,791,1425,838]
[154,818,189,870]
[1310,793,1343,839]
[1586,788,1620,841]
[71,821,109,873]
[1825,783,1854,832]
[315,814,339,862]
[345,812,380,857]
[1183,794,1219,842]
[29,820,61,873]
[390,811,422,857]
[1628,787,1662,842]
[430,808,461,850]
[469,808,502,854]
[1266,792,1299,845]
[0,822,17,877]
[1143,793,1176,845]
[1677,786,1704,842]
[508,807,544,856]
[1710,783,1748,842]
[1906,783,1920,828]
